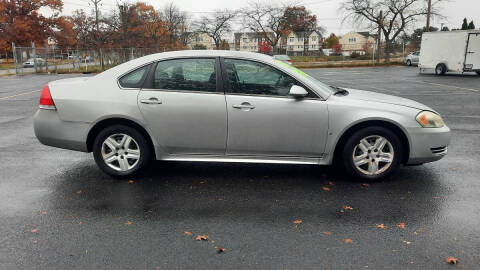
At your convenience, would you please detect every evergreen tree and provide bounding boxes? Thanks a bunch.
[461,18,468,30]
[468,21,475,30]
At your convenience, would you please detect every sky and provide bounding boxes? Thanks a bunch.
[59,0,480,36]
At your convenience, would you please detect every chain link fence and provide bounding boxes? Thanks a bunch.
[10,46,160,75]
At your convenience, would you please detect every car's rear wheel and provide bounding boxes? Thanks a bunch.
[93,125,151,178]
[406,60,412,66]
[342,127,402,181]
[476,71,480,76]
[435,63,447,75]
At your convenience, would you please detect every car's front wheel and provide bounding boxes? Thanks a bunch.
[93,125,151,178]
[342,127,402,181]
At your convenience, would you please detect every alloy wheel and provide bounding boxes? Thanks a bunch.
[101,133,140,172]
[352,135,394,176]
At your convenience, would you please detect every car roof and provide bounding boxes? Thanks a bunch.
[144,50,274,62]
[99,50,277,79]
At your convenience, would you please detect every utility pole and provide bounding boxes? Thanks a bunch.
[90,0,102,32]
[376,10,382,64]
[426,0,432,31]
[90,0,104,70]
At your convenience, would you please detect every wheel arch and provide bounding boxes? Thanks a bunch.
[332,120,411,165]
[86,117,156,158]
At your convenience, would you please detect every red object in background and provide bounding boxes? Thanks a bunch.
[259,41,272,54]
[333,43,343,53]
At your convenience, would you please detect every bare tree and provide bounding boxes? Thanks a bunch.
[341,0,442,62]
[241,3,289,53]
[162,2,188,46]
[196,10,236,49]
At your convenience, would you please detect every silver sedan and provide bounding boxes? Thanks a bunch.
[34,50,451,180]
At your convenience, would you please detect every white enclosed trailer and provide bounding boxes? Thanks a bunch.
[419,30,480,75]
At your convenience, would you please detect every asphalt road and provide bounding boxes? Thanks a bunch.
[0,67,479,269]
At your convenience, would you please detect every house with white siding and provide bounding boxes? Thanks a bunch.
[280,30,324,56]
[339,31,376,55]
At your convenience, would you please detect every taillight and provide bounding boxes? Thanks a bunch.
[39,85,56,110]
[287,59,292,62]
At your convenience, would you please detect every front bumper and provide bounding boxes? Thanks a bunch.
[33,109,90,152]
[406,125,451,165]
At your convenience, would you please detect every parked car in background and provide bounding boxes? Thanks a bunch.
[34,51,450,181]
[22,58,46,68]
[419,30,480,75]
[273,55,292,65]
[405,51,420,66]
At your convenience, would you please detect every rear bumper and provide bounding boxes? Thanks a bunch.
[406,125,451,165]
[33,109,89,152]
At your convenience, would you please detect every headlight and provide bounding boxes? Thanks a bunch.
[416,111,445,128]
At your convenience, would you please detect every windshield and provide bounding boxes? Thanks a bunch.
[275,60,334,94]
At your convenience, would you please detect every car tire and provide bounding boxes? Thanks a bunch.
[93,125,151,178]
[406,60,412,66]
[435,63,447,75]
[476,71,480,76]
[342,126,402,181]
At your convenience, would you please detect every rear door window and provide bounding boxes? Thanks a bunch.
[151,58,216,92]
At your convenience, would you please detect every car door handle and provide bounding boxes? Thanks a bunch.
[140,97,162,104]
[232,103,255,110]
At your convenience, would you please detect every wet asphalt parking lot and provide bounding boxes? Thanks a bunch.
[0,66,479,269]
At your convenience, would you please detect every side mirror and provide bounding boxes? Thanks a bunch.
[289,85,308,98]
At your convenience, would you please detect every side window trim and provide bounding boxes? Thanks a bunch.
[142,57,220,94]
[219,57,319,99]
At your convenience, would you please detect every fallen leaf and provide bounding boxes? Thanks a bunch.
[30,229,38,233]
[293,220,302,224]
[344,238,353,244]
[125,221,132,225]
[328,181,335,186]
[216,247,226,253]
[128,180,134,184]
[450,168,457,171]
[343,205,354,210]
[362,183,370,187]
[322,231,331,235]
[376,224,387,230]
[85,250,88,254]
[445,257,459,265]
[76,190,82,194]
[397,222,405,229]
[195,235,209,241]
[184,231,192,236]
[322,186,330,191]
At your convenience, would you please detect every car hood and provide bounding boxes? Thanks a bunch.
[341,88,432,111]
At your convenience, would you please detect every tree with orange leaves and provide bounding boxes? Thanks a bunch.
[136,2,170,51]
[0,0,63,52]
